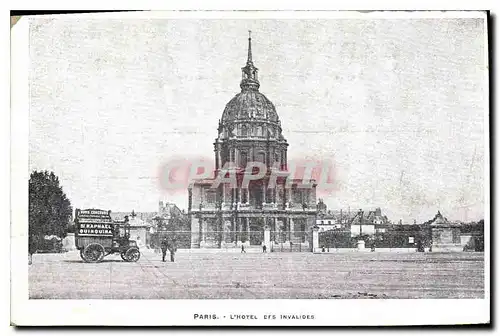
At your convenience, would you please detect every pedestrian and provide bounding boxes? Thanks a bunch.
[160,238,168,262]
[262,245,267,253]
[168,243,177,262]
[241,245,246,253]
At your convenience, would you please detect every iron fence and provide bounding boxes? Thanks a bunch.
[318,229,485,252]
[150,229,484,252]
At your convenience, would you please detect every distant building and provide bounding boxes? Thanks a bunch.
[316,217,342,232]
[110,202,190,249]
[315,202,392,236]
[350,208,390,237]
[111,210,153,248]
[316,200,359,232]
[316,211,356,232]
[156,201,188,228]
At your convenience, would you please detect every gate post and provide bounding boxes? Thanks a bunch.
[264,225,271,251]
[312,225,319,253]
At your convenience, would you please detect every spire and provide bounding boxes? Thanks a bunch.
[240,31,259,91]
[247,30,253,65]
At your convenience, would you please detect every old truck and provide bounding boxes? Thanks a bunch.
[74,208,141,263]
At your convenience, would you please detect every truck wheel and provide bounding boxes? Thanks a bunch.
[82,243,105,263]
[125,247,140,262]
[120,252,128,261]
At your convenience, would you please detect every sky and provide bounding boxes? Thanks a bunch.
[28,15,487,223]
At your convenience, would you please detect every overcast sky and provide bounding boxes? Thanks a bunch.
[28,16,487,223]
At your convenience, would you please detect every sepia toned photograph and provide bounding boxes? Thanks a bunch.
[10,9,490,326]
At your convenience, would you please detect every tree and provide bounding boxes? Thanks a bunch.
[29,171,72,264]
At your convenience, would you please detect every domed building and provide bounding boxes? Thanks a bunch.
[188,33,317,249]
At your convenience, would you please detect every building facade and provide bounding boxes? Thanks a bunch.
[188,34,317,249]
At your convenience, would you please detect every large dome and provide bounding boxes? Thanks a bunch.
[221,90,279,124]
[212,33,289,173]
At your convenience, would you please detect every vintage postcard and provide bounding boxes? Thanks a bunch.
[10,10,490,326]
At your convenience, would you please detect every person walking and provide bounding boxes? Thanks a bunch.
[160,238,168,262]
[168,243,177,262]
[262,245,267,253]
[241,245,246,253]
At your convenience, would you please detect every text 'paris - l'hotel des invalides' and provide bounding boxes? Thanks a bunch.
[187,33,318,249]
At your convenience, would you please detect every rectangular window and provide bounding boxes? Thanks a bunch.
[256,152,265,164]
[206,191,216,204]
[240,152,247,168]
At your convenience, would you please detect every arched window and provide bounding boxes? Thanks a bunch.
[241,125,248,137]
[257,126,262,136]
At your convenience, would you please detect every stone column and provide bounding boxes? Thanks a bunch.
[222,220,229,246]
[289,218,294,241]
[262,182,266,204]
[273,218,277,240]
[286,187,292,208]
[198,217,202,245]
[357,240,366,251]
[264,225,271,251]
[246,218,250,246]
[283,188,288,208]
[430,222,462,252]
[199,218,205,248]
[312,226,319,253]
[222,184,226,204]
[231,217,236,243]
[214,143,220,170]
[237,218,242,246]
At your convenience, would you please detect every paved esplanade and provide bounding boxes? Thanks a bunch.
[29,250,484,299]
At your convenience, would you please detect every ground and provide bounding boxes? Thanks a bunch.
[29,249,484,299]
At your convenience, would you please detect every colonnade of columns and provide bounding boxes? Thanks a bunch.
[197,216,309,247]
[215,144,288,171]
[218,184,292,206]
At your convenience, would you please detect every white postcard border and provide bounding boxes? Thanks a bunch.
[10,10,490,326]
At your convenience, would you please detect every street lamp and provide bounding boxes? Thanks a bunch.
[357,209,365,250]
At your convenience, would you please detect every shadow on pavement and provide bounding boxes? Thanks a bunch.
[62,259,128,263]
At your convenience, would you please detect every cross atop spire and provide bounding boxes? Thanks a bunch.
[247,30,253,65]
[240,31,259,91]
